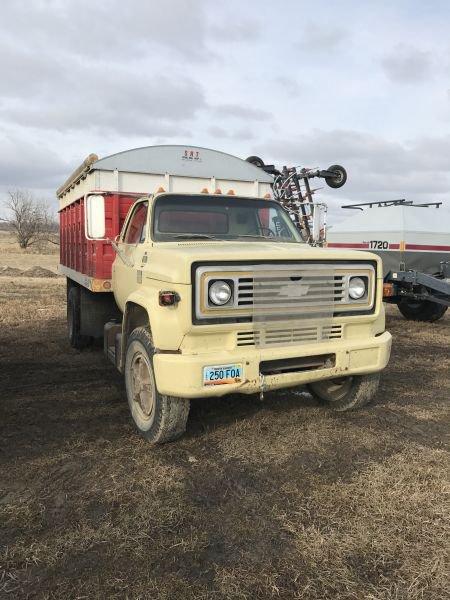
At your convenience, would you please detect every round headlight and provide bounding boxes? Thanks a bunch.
[348,276,366,300]
[209,280,232,306]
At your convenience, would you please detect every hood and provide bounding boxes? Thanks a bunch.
[143,240,381,284]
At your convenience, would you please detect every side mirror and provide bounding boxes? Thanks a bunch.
[311,203,327,246]
[85,194,106,239]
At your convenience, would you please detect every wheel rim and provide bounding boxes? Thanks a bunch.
[313,377,353,402]
[333,170,343,184]
[129,351,155,422]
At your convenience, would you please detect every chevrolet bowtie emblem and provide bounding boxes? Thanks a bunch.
[279,283,310,298]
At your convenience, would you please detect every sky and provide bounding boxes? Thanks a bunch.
[1,0,450,220]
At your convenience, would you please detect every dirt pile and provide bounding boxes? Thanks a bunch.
[0,266,23,276]
[0,265,59,278]
[22,266,59,278]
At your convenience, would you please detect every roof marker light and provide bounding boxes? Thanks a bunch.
[201,188,209,194]
[156,186,165,193]
[264,193,271,199]
[227,189,235,195]
[214,188,222,194]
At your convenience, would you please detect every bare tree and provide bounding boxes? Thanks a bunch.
[1,190,58,249]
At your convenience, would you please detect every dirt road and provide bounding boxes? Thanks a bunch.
[0,276,448,599]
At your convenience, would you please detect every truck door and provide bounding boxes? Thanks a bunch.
[112,200,149,310]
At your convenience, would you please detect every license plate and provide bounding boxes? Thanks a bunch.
[203,364,243,386]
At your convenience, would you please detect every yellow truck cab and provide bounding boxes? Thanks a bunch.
[58,145,392,444]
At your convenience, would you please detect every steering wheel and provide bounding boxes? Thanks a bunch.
[260,227,275,237]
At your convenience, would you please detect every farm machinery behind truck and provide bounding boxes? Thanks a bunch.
[246,155,347,246]
[327,199,450,322]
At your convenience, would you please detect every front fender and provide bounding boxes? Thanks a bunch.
[124,282,191,351]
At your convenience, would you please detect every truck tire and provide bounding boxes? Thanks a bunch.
[124,327,190,444]
[307,373,380,411]
[67,286,90,350]
[397,299,448,323]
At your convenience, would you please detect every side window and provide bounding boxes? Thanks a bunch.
[123,202,148,244]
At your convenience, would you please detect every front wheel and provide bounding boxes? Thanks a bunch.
[124,327,190,444]
[307,373,380,411]
[397,299,447,322]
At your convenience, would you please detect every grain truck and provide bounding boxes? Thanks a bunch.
[58,145,391,444]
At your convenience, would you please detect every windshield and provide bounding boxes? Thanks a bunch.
[152,195,302,243]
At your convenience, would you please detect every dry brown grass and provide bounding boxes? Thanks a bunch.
[0,232,59,273]
[0,272,449,599]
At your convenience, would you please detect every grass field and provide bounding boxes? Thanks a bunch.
[0,248,449,599]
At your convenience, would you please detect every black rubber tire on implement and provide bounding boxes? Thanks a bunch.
[67,286,90,350]
[307,373,380,411]
[124,327,190,444]
[325,164,347,189]
[246,155,265,169]
[397,299,448,322]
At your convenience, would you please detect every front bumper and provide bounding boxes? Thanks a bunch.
[153,331,392,398]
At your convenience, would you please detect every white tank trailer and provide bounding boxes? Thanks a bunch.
[327,200,450,322]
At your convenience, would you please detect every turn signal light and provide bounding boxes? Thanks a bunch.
[159,291,180,306]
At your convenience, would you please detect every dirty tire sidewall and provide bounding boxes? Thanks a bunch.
[67,286,88,350]
[124,327,190,444]
[307,373,380,411]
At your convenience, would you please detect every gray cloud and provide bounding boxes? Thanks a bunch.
[208,126,255,141]
[0,2,210,138]
[297,23,349,53]
[1,68,203,136]
[0,0,448,211]
[274,76,301,98]
[381,45,433,83]
[0,0,211,64]
[212,104,272,121]
[210,19,262,42]
[0,133,71,191]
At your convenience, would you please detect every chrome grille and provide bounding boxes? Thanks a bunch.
[237,273,345,309]
[195,262,375,321]
[236,324,343,347]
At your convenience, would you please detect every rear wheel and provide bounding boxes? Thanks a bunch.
[397,299,447,322]
[307,373,380,411]
[67,286,90,350]
[124,327,190,444]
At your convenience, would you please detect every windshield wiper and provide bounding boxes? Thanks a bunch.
[169,234,219,240]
